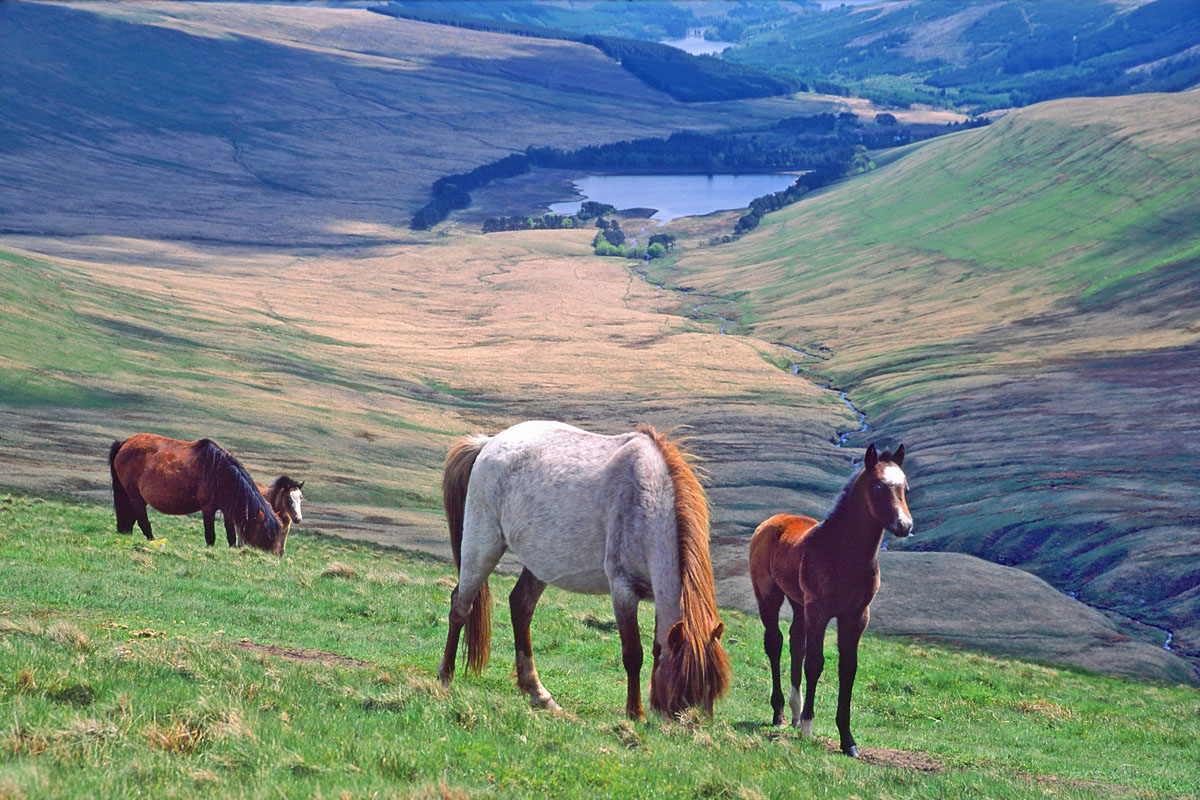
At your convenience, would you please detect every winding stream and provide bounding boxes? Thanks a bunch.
[629,261,870,449]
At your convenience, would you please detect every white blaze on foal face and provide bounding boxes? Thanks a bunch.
[289,488,303,521]
[881,464,906,489]
[878,463,912,534]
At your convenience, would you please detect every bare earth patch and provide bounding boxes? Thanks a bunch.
[235,640,370,669]
[824,742,945,772]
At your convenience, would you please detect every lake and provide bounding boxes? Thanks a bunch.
[659,32,734,56]
[549,173,797,222]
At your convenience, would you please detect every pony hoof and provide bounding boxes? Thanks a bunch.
[771,714,785,727]
[531,696,561,711]
[843,745,859,758]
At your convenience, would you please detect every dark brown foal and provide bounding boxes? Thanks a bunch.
[749,444,913,756]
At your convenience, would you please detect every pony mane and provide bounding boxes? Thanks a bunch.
[827,466,865,518]
[193,439,282,543]
[638,425,731,714]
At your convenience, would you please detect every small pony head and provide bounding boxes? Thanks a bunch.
[649,619,730,716]
[269,475,305,524]
[862,443,913,537]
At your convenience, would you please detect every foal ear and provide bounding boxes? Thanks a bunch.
[667,621,686,653]
[710,622,724,643]
[864,444,878,471]
[893,444,905,467]
[297,481,305,489]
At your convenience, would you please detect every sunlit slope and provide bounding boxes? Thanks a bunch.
[658,92,1200,657]
[0,1,817,249]
[0,232,852,545]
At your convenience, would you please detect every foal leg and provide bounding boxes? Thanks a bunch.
[787,598,809,729]
[509,568,558,710]
[202,510,217,547]
[754,581,786,726]
[835,610,869,757]
[798,607,829,737]
[611,582,645,721]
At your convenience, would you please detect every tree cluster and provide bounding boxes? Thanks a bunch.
[480,201,618,234]
[590,221,668,261]
[733,163,847,236]
[481,214,577,233]
[411,154,530,230]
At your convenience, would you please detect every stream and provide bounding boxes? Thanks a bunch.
[628,260,870,450]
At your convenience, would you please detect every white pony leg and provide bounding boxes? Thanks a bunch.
[456,508,506,607]
[790,686,805,729]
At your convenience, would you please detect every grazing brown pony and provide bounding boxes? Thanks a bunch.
[109,434,286,555]
[749,444,912,756]
[257,475,305,547]
[438,421,730,719]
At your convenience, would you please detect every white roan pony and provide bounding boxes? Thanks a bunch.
[437,421,731,719]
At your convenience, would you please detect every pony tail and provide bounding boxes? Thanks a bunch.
[109,439,137,533]
[443,435,492,675]
[640,426,732,714]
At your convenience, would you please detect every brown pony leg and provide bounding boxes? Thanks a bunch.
[788,598,807,727]
[754,579,787,726]
[835,609,869,757]
[509,568,558,710]
[611,583,645,721]
[798,608,830,735]
[438,586,467,686]
[224,515,237,547]
[202,510,217,547]
[127,491,154,541]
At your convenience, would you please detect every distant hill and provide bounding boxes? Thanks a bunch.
[655,91,1200,661]
[719,0,1200,111]
[0,1,816,248]
[371,3,799,102]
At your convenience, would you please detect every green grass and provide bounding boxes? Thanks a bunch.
[1,495,1197,799]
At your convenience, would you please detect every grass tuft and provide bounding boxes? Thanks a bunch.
[143,717,206,754]
[320,562,359,580]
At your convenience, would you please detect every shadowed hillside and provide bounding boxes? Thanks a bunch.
[0,1,822,250]
[719,0,1200,111]
[653,91,1200,659]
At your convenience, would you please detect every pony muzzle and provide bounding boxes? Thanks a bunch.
[889,516,914,537]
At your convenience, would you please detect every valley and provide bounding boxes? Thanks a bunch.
[1,0,1197,690]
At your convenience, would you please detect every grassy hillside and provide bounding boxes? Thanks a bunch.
[650,92,1200,658]
[1,494,1197,799]
[719,0,1200,111]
